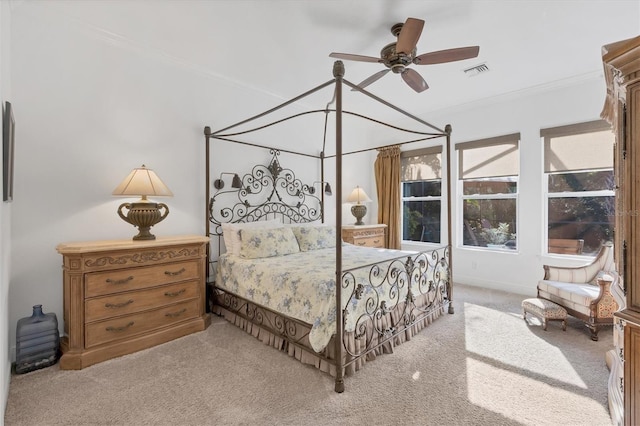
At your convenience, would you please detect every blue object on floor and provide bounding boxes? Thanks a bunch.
[15,305,60,374]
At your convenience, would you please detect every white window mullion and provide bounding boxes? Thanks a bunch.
[547,189,614,199]
[462,193,518,201]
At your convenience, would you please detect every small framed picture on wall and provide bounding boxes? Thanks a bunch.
[3,101,15,202]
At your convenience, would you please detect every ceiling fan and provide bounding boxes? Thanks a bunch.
[329,18,480,93]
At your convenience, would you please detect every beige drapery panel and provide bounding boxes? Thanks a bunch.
[375,145,401,249]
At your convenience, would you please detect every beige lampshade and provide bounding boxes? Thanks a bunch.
[347,186,372,204]
[112,165,173,199]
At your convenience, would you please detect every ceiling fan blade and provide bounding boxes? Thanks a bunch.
[352,69,390,91]
[329,52,381,63]
[396,18,424,54]
[401,68,429,93]
[414,46,480,65]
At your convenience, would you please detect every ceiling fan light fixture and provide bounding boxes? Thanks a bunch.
[391,64,406,74]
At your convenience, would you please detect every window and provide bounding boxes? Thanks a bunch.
[542,121,614,255]
[457,134,520,250]
[401,147,442,243]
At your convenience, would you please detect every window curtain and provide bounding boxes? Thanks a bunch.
[375,145,401,249]
[401,146,442,181]
[541,120,613,173]
[457,133,520,179]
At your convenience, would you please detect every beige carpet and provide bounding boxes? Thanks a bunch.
[4,284,613,426]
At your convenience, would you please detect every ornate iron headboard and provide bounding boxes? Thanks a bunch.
[208,149,325,236]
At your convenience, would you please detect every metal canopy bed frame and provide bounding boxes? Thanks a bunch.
[204,61,454,393]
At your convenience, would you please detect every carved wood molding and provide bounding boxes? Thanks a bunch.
[601,36,640,124]
[84,248,200,269]
[349,229,383,238]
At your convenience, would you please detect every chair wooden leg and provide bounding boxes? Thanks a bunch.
[588,324,599,341]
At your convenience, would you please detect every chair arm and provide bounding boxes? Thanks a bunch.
[591,272,614,307]
[589,272,618,322]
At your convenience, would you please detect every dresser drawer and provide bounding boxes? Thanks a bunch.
[84,280,199,323]
[85,260,199,297]
[353,236,384,248]
[85,299,200,348]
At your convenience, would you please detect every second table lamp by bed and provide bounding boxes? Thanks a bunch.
[347,186,372,225]
[112,165,173,241]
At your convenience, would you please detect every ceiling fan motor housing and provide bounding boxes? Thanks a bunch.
[380,42,415,73]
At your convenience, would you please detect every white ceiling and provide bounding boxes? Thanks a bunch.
[17,0,640,119]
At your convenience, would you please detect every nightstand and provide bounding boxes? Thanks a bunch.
[56,235,211,369]
[342,224,387,248]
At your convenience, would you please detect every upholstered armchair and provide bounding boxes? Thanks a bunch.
[537,242,618,340]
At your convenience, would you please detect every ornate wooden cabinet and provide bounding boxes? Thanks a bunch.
[56,235,211,369]
[342,224,387,248]
[601,35,640,426]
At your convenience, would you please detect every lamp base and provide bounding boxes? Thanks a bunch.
[351,204,367,226]
[132,227,156,241]
[117,201,170,241]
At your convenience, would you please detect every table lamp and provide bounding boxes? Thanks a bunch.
[112,165,173,240]
[347,186,372,225]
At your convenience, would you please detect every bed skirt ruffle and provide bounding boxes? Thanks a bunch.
[212,292,445,377]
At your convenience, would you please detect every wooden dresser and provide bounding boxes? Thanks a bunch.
[342,224,387,248]
[601,35,640,426]
[56,235,211,369]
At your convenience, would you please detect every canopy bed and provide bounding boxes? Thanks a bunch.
[204,61,454,393]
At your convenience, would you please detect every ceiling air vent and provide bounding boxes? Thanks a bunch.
[463,63,489,77]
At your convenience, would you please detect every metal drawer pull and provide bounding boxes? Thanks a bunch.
[106,276,134,285]
[373,240,380,244]
[165,308,187,318]
[165,268,186,276]
[105,299,134,309]
[105,321,134,332]
[164,289,186,297]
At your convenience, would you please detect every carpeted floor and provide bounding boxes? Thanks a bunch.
[4,284,614,426]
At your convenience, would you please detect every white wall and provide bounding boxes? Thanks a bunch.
[1,0,11,419]
[401,75,610,296]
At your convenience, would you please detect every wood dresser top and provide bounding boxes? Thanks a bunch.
[56,235,210,254]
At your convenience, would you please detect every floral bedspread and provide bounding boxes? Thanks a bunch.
[215,245,431,352]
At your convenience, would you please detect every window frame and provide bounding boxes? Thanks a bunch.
[400,146,443,245]
[544,174,614,256]
[401,180,442,244]
[459,178,519,251]
[541,120,614,257]
[456,133,520,251]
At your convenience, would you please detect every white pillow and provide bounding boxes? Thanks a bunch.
[221,219,282,256]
